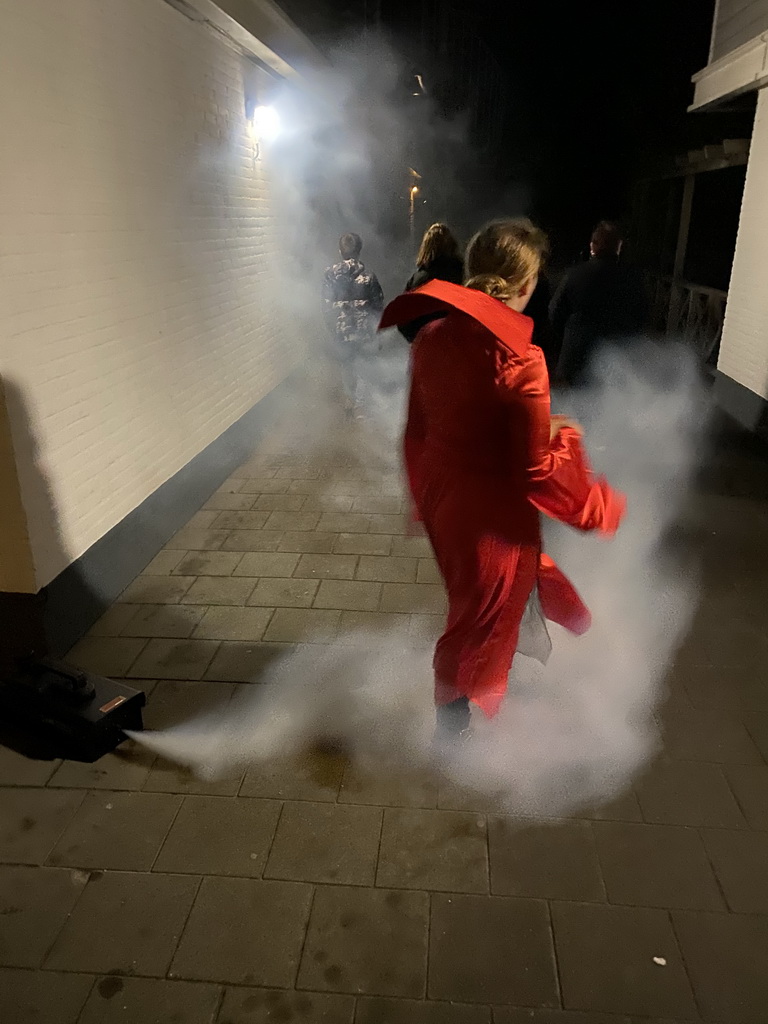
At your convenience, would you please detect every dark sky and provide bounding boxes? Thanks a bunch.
[278,0,751,257]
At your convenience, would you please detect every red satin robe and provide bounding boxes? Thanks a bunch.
[379,280,626,718]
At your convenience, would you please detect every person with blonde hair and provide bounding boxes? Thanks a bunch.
[380,218,625,742]
[399,223,464,344]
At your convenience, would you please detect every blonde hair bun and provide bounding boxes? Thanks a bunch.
[464,274,513,302]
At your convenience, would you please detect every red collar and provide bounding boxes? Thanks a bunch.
[379,279,533,357]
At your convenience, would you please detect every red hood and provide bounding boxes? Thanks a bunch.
[379,279,533,359]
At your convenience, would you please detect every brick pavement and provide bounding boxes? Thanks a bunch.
[1,416,768,1023]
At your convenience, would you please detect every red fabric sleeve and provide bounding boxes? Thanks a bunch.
[498,348,625,535]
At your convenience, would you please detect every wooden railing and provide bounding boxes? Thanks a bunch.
[647,274,726,366]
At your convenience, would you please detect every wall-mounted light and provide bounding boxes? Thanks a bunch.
[245,98,281,161]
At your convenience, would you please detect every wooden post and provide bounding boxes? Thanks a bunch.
[667,173,695,334]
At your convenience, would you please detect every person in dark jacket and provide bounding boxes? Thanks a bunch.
[322,233,384,416]
[399,223,464,343]
[550,221,650,387]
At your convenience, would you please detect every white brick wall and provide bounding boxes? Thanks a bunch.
[718,86,768,401]
[0,0,300,590]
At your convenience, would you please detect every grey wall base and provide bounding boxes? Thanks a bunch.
[715,371,768,436]
[42,382,287,656]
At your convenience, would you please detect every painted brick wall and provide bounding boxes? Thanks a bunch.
[712,0,768,62]
[717,87,768,400]
[0,0,300,590]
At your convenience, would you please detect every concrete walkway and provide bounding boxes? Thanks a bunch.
[1,408,768,1024]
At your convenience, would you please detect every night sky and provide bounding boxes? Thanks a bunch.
[278,0,751,261]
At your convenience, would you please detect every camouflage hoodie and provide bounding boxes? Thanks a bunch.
[322,258,384,351]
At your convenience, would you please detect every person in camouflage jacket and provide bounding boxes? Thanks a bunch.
[322,233,384,415]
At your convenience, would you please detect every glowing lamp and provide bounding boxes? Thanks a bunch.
[252,105,280,141]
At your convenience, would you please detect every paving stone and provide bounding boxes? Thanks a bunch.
[203,489,255,510]
[378,808,488,893]
[339,763,439,808]
[240,751,346,801]
[298,886,429,997]
[205,641,291,681]
[296,553,358,579]
[657,707,764,763]
[266,802,382,885]
[0,968,93,1024]
[121,604,207,639]
[67,636,146,676]
[673,910,768,1022]
[45,870,199,975]
[368,514,409,535]
[278,531,339,553]
[301,494,356,513]
[143,757,243,797]
[253,493,307,511]
[273,464,322,479]
[575,788,644,823]
[185,510,221,530]
[0,788,84,864]
[218,987,354,1024]
[380,584,447,614]
[356,997,490,1023]
[356,556,418,583]
[165,528,230,551]
[409,614,444,646]
[437,782,510,814]
[314,579,382,612]
[429,894,557,1006]
[337,611,411,643]
[391,536,434,558]
[488,819,604,901]
[181,577,257,605]
[233,551,301,577]
[552,902,697,1019]
[88,603,143,636]
[350,495,403,514]
[118,575,196,604]
[416,559,442,585]
[192,606,273,641]
[317,512,371,534]
[47,791,181,871]
[700,828,768,912]
[172,551,244,577]
[210,512,274,531]
[0,745,60,786]
[128,639,219,680]
[634,760,747,828]
[724,764,768,828]
[285,476,333,494]
[247,577,320,608]
[264,608,341,642]
[264,511,322,532]
[683,661,767,712]
[334,533,393,555]
[238,477,291,494]
[142,680,236,731]
[48,740,155,791]
[221,529,283,552]
[154,795,280,876]
[77,977,221,1024]
[170,876,312,986]
[742,710,768,761]
[593,821,724,910]
[0,865,88,967]
[492,1011,631,1023]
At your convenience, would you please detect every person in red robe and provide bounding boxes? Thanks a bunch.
[379,219,626,741]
